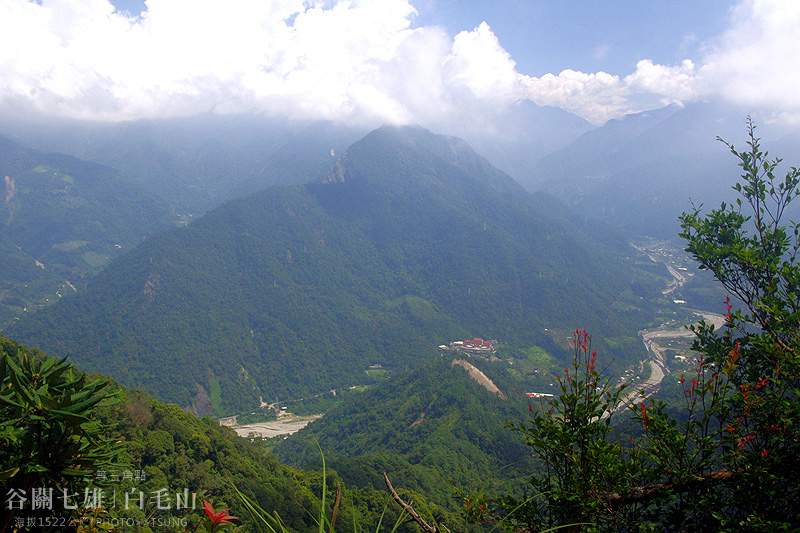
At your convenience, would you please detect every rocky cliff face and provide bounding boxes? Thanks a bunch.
[322,153,351,183]
[4,175,14,204]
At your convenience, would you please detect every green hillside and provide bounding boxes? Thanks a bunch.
[6,126,667,416]
[0,135,177,326]
[1,335,434,533]
[276,356,537,506]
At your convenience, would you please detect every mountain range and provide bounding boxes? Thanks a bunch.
[0,103,593,215]
[530,102,800,238]
[0,107,758,529]
[0,135,177,326]
[0,114,368,213]
[7,101,794,244]
[4,125,666,416]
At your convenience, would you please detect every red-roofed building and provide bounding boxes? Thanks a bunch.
[453,337,496,353]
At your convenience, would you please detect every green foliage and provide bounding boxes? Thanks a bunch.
[517,346,552,368]
[277,356,535,531]
[0,337,121,531]
[479,330,635,531]
[0,135,176,328]
[480,120,800,531]
[672,119,800,529]
[0,336,442,533]
[90,387,323,532]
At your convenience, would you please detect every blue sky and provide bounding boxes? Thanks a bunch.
[109,0,733,76]
[0,0,797,128]
[411,0,733,77]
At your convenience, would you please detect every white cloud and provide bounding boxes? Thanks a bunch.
[519,69,628,124]
[0,0,798,127]
[0,0,529,126]
[515,0,800,124]
[516,61,697,125]
[699,0,800,118]
[444,22,521,102]
[624,59,697,103]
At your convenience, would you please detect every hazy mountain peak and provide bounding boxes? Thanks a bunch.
[318,125,524,205]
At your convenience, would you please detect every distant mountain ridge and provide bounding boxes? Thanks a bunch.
[0,114,369,213]
[530,102,800,238]
[6,125,664,415]
[0,105,594,213]
[0,135,177,326]
[457,101,594,181]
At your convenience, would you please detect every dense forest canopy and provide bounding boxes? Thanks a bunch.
[5,126,667,416]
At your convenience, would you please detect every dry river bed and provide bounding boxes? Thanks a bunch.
[232,414,323,439]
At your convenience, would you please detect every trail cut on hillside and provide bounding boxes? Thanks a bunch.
[452,358,507,400]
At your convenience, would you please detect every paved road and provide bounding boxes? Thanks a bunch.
[611,310,726,415]
[662,264,688,296]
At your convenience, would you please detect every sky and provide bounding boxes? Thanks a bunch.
[0,0,798,128]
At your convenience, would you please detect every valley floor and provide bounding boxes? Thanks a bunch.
[233,413,323,439]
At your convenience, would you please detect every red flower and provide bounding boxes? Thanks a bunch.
[203,500,238,531]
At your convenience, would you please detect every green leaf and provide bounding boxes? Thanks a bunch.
[0,466,20,480]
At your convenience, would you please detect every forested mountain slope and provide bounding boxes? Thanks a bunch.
[6,126,665,415]
[0,135,177,327]
[0,335,428,533]
[277,356,535,506]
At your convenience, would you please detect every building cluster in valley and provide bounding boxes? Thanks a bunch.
[440,337,497,356]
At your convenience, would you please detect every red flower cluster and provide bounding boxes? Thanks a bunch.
[724,295,733,322]
[203,500,238,532]
[738,434,756,448]
[574,328,590,351]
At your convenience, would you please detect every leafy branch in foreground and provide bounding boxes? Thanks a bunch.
[471,329,637,531]
[0,343,121,532]
[231,445,416,533]
[470,119,800,532]
[674,118,800,529]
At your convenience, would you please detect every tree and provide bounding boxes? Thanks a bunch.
[674,118,800,530]
[0,338,121,531]
[475,119,800,532]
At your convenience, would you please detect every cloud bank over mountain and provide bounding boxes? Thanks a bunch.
[0,0,797,126]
